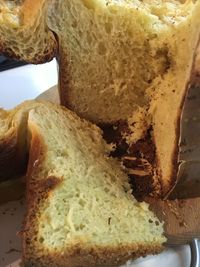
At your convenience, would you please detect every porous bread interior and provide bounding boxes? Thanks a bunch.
[47,0,200,196]
[0,0,56,63]
[47,0,198,123]
[17,101,165,262]
[28,103,164,248]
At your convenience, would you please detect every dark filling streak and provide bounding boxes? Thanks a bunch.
[100,121,156,200]
[129,174,154,199]
[101,120,130,158]
[123,158,146,171]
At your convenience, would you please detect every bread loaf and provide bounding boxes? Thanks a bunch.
[47,0,200,198]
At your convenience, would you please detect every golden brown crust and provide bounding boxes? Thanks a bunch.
[0,42,57,64]
[0,0,57,63]
[22,123,49,259]
[157,91,186,199]
[23,243,163,267]
[0,33,57,64]
[162,38,200,199]
[57,53,72,111]
[25,123,47,182]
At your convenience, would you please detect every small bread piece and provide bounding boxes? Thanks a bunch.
[0,0,57,63]
[0,101,165,267]
[0,101,42,181]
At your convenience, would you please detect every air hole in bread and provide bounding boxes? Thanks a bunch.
[98,42,107,55]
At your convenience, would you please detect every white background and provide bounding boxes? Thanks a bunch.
[0,59,58,109]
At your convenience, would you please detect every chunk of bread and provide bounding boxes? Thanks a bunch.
[47,0,200,121]
[0,101,165,267]
[47,0,200,198]
[0,0,57,63]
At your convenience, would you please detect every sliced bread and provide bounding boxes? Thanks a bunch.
[0,100,165,267]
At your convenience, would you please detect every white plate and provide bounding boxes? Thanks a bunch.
[0,59,58,109]
[0,61,191,267]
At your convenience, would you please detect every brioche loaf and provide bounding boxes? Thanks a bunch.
[0,100,165,267]
[0,0,199,199]
[47,0,200,198]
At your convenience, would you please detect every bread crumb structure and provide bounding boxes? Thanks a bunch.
[47,0,200,198]
[0,101,165,267]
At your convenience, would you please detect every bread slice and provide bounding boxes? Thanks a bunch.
[0,0,57,63]
[0,100,165,267]
[46,0,200,198]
